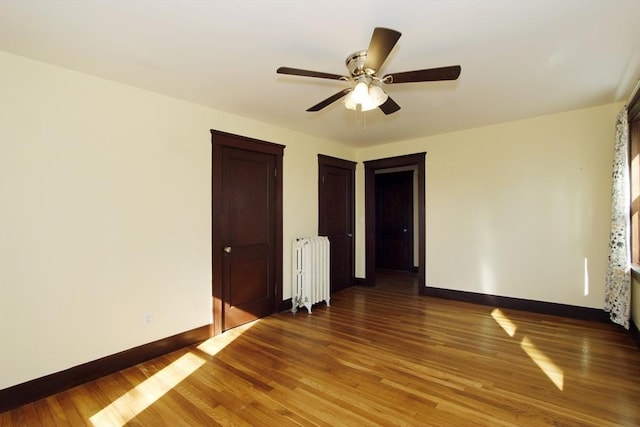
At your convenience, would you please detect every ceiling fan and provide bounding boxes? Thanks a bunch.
[277,27,461,115]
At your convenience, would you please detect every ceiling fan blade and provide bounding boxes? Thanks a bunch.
[277,66,346,81]
[378,97,401,115]
[384,65,461,84]
[307,88,352,112]
[364,27,402,72]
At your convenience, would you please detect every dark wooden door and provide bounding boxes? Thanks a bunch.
[221,147,275,330]
[318,155,355,293]
[375,171,413,271]
[212,131,284,335]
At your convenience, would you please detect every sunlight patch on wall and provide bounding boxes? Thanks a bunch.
[90,352,206,426]
[584,257,590,296]
[480,259,497,294]
[490,308,517,337]
[520,336,564,390]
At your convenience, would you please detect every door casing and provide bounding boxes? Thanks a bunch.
[364,153,425,292]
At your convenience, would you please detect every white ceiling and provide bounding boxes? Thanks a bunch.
[1,0,639,148]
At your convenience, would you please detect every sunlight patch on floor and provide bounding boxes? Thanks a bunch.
[90,320,257,426]
[490,308,517,337]
[520,336,564,390]
[197,319,258,357]
[89,352,206,426]
[491,309,564,390]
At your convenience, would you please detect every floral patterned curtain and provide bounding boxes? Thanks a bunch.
[605,108,630,329]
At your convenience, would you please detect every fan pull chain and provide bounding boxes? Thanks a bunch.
[356,105,367,130]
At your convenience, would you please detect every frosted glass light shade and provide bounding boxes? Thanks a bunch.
[369,85,388,107]
[344,83,388,112]
[351,82,369,104]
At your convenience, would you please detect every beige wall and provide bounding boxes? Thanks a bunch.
[356,103,621,309]
[0,49,626,391]
[0,51,353,389]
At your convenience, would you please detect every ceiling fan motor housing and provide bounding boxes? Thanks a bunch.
[346,50,370,77]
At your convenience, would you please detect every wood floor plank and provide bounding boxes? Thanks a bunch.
[31,398,58,427]
[0,410,12,427]
[49,392,85,426]
[2,273,639,426]
[42,395,70,427]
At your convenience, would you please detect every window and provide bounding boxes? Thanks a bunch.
[629,88,640,265]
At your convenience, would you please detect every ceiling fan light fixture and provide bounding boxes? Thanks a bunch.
[344,82,388,112]
[277,27,462,116]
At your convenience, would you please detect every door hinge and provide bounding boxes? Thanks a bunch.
[322,175,325,184]
[274,168,277,178]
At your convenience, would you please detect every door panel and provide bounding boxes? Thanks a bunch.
[221,147,275,330]
[223,153,271,244]
[375,171,413,271]
[227,257,268,306]
[318,155,355,293]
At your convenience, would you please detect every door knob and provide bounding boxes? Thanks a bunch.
[224,246,232,254]
[347,233,353,238]
[403,229,407,233]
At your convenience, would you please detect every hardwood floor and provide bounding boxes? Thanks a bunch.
[2,274,639,426]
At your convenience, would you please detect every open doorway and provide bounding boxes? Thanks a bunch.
[375,168,416,273]
[364,153,425,293]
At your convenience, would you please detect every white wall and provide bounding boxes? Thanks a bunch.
[356,103,621,309]
[0,51,354,390]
